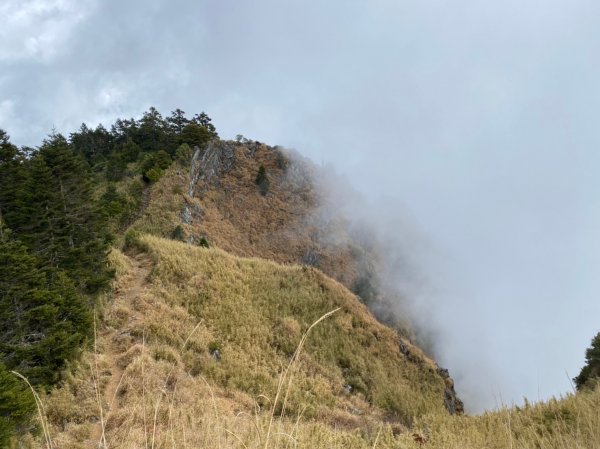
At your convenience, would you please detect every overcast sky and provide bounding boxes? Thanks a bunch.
[2,0,600,412]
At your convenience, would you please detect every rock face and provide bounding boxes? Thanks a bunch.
[183,141,237,225]
[187,140,237,198]
[438,367,465,415]
[188,146,203,197]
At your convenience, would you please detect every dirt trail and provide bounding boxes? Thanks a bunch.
[88,252,152,448]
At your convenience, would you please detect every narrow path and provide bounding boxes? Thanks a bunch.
[88,252,152,448]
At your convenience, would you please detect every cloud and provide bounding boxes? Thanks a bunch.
[0,0,94,63]
[2,0,600,412]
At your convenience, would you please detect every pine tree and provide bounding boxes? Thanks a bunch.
[167,109,190,134]
[192,112,218,137]
[20,133,113,292]
[0,228,91,386]
[180,123,212,148]
[0,130,29,235]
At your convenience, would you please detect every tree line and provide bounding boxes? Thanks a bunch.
[0,107,217,446]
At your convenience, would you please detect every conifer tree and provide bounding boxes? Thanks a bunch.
[21,133,113,292]
[0,227,91,386]
[0,130,28,233]
[167,108,190,134]
[575,332,600,390]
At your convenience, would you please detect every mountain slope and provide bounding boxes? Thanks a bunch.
[131,140,378,297]
[39,234,453,449]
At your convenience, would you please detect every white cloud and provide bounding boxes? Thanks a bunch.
[0,0,95,62]
[0,99,15,124]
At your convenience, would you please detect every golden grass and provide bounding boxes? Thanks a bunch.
[25,237,600,449]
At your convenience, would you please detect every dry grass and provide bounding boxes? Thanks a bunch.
[25,236,600,449]
[130,143,368,291]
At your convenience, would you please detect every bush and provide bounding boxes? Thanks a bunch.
[175,143,192,166]
[171,225,185,241]
[144,167,164,183]
[181,124,212,148]
[255,165,270,196]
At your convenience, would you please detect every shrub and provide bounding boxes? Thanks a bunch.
[255,165,270,196]
[171,225,185,241]
[144,167,164,183]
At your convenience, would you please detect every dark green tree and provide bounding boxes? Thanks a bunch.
[110,118,139,145]
[105,152,127,181]
[69,123,113,166]
[255,165,270,196]
[119,137,141,163]
[0,228,91,386]
[0,130,28,232]
[137,107,175,154]
[20,133,113,292]
[181,123,212,148]
[167,109,190,134]
[191,112,218,137]
[0,361,35,448]
[575,332,600,390]
[140,150,172,183]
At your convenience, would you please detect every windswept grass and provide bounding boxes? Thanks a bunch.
[27,237,600,449]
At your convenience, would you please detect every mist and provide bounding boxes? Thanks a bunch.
[3,0,600,412]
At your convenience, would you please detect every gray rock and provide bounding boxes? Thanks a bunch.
[211,349,221,361]
[181,205,192,224]
[302,248,319,266]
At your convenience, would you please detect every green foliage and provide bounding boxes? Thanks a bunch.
[0,362,35,448]
[171,225,185,241]
[0,230,91,386]
[198,236,210,248]
[175,143,192,166]
[575,332,600,390]
[144,167,164,183]
[120,137,141,163]
[0,132,113,293]
[191,112,218,137]
[167,109,190,134]
[255,165,270,196]
[69,123,113,167]
[141,150,171,183]
[208,341,222,353]
[180,123,212,148]
[105,152,127,181]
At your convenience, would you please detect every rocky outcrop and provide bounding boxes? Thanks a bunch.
[183,141,237,225]
[438,366,465,415]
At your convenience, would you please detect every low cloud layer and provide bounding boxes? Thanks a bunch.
[2,0,600,411]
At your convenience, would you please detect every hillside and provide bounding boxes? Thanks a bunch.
[36,234,453,449]
[3,111,600,449]
[130,140,414,332]
[130,140,368,289]
[30,234,600,449]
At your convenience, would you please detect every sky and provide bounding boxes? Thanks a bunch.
[2,0,600,412]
